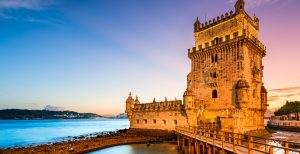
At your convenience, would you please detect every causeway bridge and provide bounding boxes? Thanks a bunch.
[175,126,300,154]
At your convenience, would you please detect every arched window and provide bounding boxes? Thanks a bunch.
[213,72,217,78]
[215,54,218,62]
[212,90,218,98]
[211,55,215,63]
[214,37,219,45]
[153,119,156,124]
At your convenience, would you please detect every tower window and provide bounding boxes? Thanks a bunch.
[153,119,156,124]
[137,120,139,124]
[212,90,218,98]
[226,35,230,41]
[174,120,178,125]
[205,42,209,47]
[144,119,147,124]
[211,54,218,63]
[234,32,238,38]
[214,37,219,45]
[213,72,217,78]
[163,120,166,125]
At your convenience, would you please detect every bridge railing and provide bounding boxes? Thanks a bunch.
[175,125,300,154]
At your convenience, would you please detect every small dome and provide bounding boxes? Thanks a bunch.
[261,86,267,93]
[135,96,140,104]
[126,92,134,102]
[235,79,250,89]
[194,17,200,25]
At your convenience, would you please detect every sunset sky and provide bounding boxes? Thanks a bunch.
[0,0,299,115]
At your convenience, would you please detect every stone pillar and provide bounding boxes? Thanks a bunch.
[206,144,212,154]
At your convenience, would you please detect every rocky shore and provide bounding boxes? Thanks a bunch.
[0,129,177,154]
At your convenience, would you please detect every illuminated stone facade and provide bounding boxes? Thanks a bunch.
[125,0,268,133]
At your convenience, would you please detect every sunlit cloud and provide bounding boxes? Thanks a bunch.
[0,0,55,10]
[267,86,300,110]
[269,86,300,92]
[0,0,64,26]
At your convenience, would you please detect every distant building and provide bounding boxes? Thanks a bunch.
[125,0,267,134]
[116,113,128,119]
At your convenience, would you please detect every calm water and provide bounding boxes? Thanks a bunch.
[0,119,129,148]
[88,143,180,154]
[89,131,300,154]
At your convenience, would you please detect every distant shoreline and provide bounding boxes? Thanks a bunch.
[0,109,103,120]
[0,118,127,120]
[0,129,176,154]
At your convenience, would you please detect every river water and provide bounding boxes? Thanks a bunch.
[88,143,180,154]
[1,119,299,154]
[0,119,129,148]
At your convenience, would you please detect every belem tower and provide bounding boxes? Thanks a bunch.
[125,0,268,134]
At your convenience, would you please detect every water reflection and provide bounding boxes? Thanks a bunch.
[88,143,180,154]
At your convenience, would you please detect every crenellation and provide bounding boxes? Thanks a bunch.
[188,31,266,57]
[133,100,182,112]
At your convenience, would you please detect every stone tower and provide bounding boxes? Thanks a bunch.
[125,92,135,126]
[184,0,268,133]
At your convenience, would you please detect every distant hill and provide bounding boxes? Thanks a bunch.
[0,109,103,120]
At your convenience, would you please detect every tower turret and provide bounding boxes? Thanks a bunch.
[135,96,140,104]
[183,88,197,126]
[125,92,135,121]
[261,85,268,110]
[235,79,250,108]
[235,0,245,14]
[253,14,260,29]
[194,17,201,32]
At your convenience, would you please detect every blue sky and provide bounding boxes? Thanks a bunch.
[0,0,300,115]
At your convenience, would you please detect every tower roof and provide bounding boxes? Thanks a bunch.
[236,79,250,89]
[194,17,200,25]
[135,96,140,104]
[126,92,134,102]
[235,0,245,14]
[261,86,267,93]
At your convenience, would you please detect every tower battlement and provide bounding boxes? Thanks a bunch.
[194,0,260,48]
[133,100,182,112]
[188,30,266,56]
[195,10,259,33]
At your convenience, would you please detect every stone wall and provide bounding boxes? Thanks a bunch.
[130,100,188,130]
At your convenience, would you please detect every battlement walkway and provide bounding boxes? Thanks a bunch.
[175,126,300,154]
